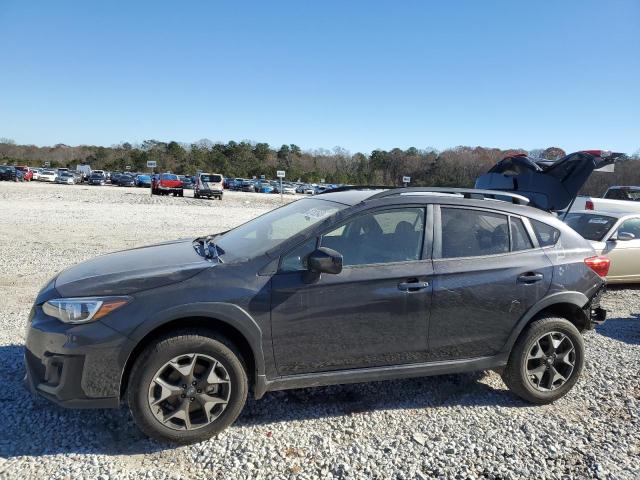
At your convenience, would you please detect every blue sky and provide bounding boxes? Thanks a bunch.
[1,1,638,154]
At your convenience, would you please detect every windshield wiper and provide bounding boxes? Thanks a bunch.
[194,236,224,262]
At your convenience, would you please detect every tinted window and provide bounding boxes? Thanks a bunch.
[441,208,509,258]
[564,213,616,241]
[511,217,533,251]
[321,208,424,266]
[530,219,561,247]
[161,174,178,180]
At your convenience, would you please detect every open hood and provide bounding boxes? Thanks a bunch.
[474,150,623,211]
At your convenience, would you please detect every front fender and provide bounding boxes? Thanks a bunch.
[124,302,266,376]
[502,291,589,354]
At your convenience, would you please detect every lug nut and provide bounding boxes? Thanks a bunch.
[190,397,195,402]
[182,384,187,389]
[197,389,202,393]
[192,381,197,386]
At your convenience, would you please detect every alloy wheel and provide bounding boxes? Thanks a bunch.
[525,331,576,392]
[147,353,231,430]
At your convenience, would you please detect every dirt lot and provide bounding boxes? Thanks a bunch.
[0,181,638,479]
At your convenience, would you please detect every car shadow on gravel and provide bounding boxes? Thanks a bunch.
[596,312,640,345]
[236,370,527,428]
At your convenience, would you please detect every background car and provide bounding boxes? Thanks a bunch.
[0,165,18,181]
[282,184,297,195]
[240,179,255,192]
[31,168,41,181]
[194,173,224,199]
[564,210,640,283]
[110,172,123,185]
[88,173,106,185]
[152,173,183,196]
[55,172,76,185]
[135,174,151,187]
[39,169,57,182]
[118,174,136,187]
[178,175,194,189]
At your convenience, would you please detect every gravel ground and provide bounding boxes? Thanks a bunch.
[0,181,638,479]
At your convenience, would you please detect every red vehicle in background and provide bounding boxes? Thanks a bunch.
[15,166,33,181]
[151,172,183,197]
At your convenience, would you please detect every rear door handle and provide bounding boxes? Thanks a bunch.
[398,281,430,291]
[517,272,544,284]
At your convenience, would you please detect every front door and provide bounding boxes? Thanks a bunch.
[428,206,552,360]
[271,206,433,376]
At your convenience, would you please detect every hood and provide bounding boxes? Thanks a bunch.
[55,239,210,297]
[475,150,623,211]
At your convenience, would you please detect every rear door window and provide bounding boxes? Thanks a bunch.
[510,217,534,251]
[440,208,509,258]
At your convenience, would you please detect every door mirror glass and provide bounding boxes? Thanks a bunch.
[616,231,635,241]
[308,247,343,274]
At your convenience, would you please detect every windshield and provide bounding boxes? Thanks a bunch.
[161,174,178,181]
[215,198,346,262]
[565,213,617,241]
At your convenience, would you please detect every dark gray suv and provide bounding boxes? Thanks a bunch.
[25,187,608,443]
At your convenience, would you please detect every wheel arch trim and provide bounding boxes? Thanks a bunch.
[119,302,266,396]
[503,291,589,353]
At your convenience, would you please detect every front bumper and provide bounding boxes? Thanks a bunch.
[24,306,134,408]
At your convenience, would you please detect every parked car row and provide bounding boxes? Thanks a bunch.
[224,177,343,195]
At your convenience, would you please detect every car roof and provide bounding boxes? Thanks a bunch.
[319,187,567,223]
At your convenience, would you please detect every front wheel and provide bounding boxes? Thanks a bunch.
[502,316,584,404]
[127,331,248,444]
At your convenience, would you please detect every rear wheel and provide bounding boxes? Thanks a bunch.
[127,331,248,444]
[502,316,584,404]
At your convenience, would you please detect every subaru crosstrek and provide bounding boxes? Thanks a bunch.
[25,183,609,443]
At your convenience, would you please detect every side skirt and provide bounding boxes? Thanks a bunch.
[254,354,508,399]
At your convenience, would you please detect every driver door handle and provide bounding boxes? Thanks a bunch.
[517,272,544,284]
[398,281,430,291]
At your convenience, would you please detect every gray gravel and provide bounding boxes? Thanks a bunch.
[0,182,639,479]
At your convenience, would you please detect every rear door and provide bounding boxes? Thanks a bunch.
[428,205,552,360]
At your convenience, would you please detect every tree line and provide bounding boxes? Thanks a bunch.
[0,139,637,196]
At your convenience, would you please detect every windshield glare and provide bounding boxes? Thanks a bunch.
[215,198,346,262]
[565,213,617,241]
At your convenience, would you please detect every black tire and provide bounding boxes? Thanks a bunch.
[178,190,184,197]
[502,316,584,404]
[194,192,200,199]
[127,330,248,444]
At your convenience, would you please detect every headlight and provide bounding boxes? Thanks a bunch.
[42,297,130,324]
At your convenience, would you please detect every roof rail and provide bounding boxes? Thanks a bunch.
[367,187,531,206]
[318,185,392,194]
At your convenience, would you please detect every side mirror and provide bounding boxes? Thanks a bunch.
[615,231,635,241]
[308,247,343,274]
